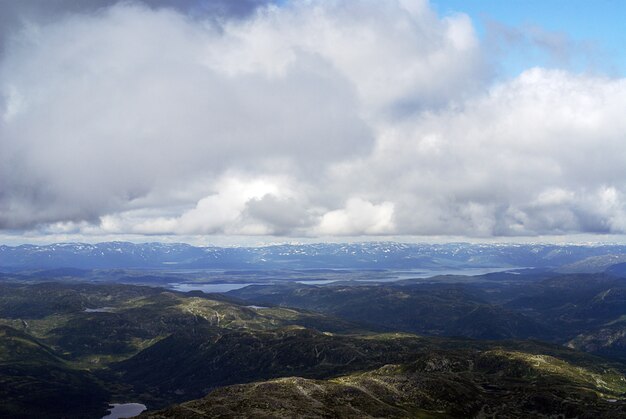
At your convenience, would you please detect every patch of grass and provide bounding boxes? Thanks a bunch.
[489,350,626,397]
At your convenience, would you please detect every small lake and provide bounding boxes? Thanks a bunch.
[296,279,340,285]
[101,403,146,419]
[168,282,262,293]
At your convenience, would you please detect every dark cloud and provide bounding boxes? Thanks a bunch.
[0,0,273,51]
[243,195,316,235]
[0,0,272,17]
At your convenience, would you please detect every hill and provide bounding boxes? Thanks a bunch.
[1,279,626,417]
[0,325,109,418]
[143,347,626,418]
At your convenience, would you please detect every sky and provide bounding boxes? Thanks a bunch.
[1,0,626,245]
[433,0,626,77]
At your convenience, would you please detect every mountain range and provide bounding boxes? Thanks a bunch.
[3,241,626,270]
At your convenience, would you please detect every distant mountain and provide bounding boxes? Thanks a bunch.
[606,262,626,277]
[557,254,626,273]
[3,241,626,270]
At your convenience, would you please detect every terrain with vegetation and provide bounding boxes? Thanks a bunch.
[1,242,626,417]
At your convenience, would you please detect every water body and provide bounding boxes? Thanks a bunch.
[294,267,519,286]
[167,267,519,293]
[101,403,146,419]
[390,267,517,280]
[169,282,261,293]
[296,279,340,285]
[169,279,353,292]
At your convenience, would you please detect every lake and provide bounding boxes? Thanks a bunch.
[101,403,146,419]
[168,282,262,293]
[166,267,519,293]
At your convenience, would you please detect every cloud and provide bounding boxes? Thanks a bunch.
[207,0,485,113]
[316,198,395,236]
[1,1,626,240]
[338,68,626,236]
[0,0,482,236]
[0,2,376,228]
[121,175,301,235]
[0,1,275,67]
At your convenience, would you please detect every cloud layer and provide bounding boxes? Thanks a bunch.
[1,0,625,239]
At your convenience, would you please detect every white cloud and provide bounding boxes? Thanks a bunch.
[1,1,626,240]
[95,175,301,235]
[0,2,376,228]
[316,198,395,236]
[206,0,483,113]
[338,68,626,236]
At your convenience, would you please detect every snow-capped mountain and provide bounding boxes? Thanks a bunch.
[2,242,626,270]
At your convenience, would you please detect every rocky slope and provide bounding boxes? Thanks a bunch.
[144,348,626,418]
